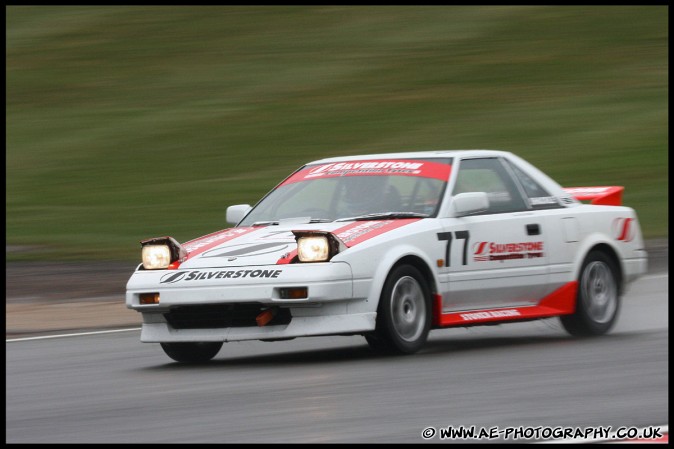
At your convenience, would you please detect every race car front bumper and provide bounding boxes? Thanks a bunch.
[125,262,376,342]
[138,311,376,342]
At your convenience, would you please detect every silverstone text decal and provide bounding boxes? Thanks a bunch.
[281,159,451,185]
[473,241,544,262]
[160,269,283,284]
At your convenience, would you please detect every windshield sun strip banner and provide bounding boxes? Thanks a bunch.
[280,160,452,186]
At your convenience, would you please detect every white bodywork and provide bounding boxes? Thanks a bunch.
[126,150,647,343]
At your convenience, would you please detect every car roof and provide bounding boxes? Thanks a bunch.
[303,149,575,204]
[306,149,513,165]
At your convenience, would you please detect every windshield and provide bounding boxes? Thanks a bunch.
[239,158,452,226]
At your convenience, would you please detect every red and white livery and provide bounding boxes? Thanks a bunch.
[126,150,648,362]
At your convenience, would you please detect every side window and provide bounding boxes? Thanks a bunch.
[506,160,563,210]
[453,158,527,214]
[389,176,443,215]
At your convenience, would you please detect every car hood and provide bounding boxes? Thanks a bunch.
[176,218,422,269]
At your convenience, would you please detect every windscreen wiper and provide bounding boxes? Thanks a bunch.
[335,212,429,222]
[252,217,333,227]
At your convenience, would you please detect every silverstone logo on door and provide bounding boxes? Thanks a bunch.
[472,241,544,262]
[473,241,490,262]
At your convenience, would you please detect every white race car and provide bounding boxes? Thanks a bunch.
[126,150,648,363]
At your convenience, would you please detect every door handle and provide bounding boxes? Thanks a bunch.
[526,224,540,235]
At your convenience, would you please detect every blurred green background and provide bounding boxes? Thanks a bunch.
[6,6,668,261]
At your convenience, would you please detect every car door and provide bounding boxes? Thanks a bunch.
[438,157,549,312]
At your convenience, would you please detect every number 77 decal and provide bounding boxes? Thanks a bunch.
[437,231,470,267]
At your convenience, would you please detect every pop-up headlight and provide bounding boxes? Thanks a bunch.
[297,236,330,262]
[142,245,171,269]
[293,231,345,263]
[140,236,187,270]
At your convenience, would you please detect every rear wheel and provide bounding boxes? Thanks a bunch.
[560,251,620,336]
[160,342,223,363]
[366,265,431,354]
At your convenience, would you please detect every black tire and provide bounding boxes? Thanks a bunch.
[160,342,223,363]
[366,265,431,354]
[560,251,621,336]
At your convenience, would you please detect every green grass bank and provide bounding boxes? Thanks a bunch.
[7,6,667,261]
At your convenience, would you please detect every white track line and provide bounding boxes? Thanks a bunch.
[6,327,141,342]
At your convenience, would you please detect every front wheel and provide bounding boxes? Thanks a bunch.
[366,265,431,354]
[160,342,223,363]
[560,251,620,336]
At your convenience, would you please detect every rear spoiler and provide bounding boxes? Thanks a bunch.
[562,186,623,206]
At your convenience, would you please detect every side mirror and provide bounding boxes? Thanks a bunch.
[226,204,252,225]
[451,192,489,217]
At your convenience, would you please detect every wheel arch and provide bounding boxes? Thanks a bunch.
[366,253,437,354]
[577,241,624,296]
[365,246,440,310]
[390,254,439,296]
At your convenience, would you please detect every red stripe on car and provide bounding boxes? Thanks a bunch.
[332,219,421,248]
[276,249,298,265]
[616,217,633,241]
[434,281,578,327]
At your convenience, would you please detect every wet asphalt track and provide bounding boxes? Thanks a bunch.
[6,272,668,443]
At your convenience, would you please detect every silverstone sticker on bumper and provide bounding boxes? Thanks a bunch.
[160,269,283,284]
